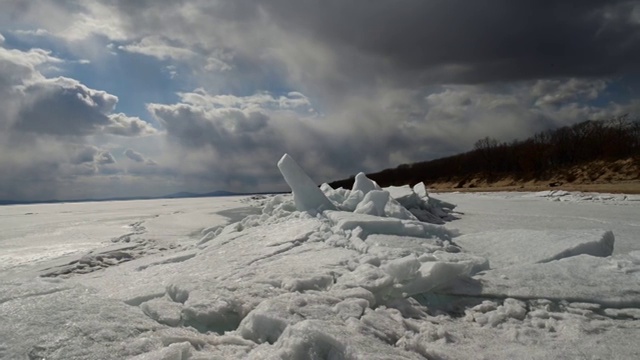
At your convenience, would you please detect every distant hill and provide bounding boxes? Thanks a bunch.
[0,190,244,206]
[162,190,238,199]
[329,116,640,191]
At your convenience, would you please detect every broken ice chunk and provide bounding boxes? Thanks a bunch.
[354,190,390,217]
[277,154,336,212]
[353,172,381,195]
[401,261,477,296]
[412,182,428,198]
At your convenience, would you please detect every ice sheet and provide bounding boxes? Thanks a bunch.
[0,196,251,276]
[448,253,640,308]
[433,191,640,255]
[455,229,615,268]
[2,160,640,359]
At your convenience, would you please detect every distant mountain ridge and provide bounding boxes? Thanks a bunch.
[162,190,238,199]
[0,190,262,206]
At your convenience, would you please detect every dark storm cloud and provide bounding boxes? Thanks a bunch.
[13,78,117,136]
[8,0,640,86]
[95,151,116,165]
[123,148,158,166]
[2,0,639,200]
[100,0,640,98]
[254,0,640,83]
[123,148,145,163]
[71,145,100,164]
[6,77,156,138]
[146,91,457,187]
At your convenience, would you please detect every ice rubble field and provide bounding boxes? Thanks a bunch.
[0,155,639,359]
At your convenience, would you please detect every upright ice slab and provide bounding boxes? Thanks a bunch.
[353,172,381,195]
[277,154,336,212]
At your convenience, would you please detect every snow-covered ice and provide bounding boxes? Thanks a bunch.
[449,252,640,308]
[1,155,639,359]
[454,229,615,268]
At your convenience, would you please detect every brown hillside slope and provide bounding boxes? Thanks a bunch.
[428,158,640,194]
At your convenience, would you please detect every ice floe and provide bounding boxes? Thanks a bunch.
[528,189,640,203]
[455,229,615,268]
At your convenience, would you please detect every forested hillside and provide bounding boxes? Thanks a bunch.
[329,115,640,190]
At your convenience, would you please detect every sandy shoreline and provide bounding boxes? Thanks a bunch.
[428,180,640,194]
[422,158,640,194]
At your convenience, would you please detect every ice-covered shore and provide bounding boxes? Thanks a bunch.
[1,154,639,359]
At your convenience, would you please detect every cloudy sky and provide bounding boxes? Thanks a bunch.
[1,0,639,201]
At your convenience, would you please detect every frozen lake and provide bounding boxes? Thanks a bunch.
[0,196,255,276]
[1,186,639,359]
